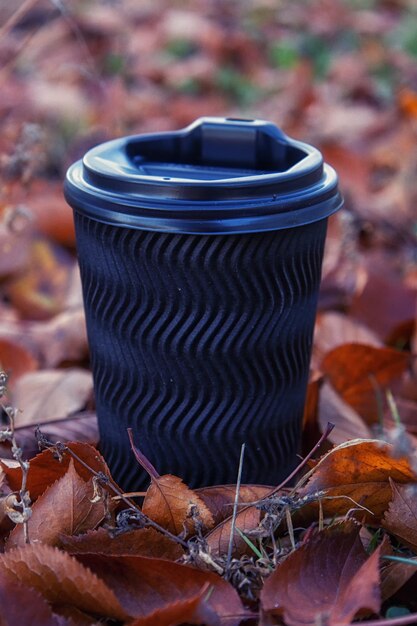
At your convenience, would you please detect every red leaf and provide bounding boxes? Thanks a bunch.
[261,521,381,626]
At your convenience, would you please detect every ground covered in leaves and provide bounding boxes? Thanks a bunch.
[0,0,417,624]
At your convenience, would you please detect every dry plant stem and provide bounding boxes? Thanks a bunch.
[360,613,417,626]
[0,373,31,544]
[226,443,246,579]
[0,0,40,40]
[44,440,188,549]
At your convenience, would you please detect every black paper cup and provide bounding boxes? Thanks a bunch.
[65,117,343,490]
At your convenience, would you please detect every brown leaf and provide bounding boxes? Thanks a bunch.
[13,368,93,427]
[26,179,76,247]
[312,311,382,370]
[0,543,129,621]
[318,381,372,445]
[322,343,410,422]
[142,474,215,535]
[0,412,99,461]
[6,239,74,320]
[0,571,62,626]
[127,592,215,626]
[0,206,31,279]
[1,442,112,501]
[196,484,272,526]
[59,526,183,560]
[0,337,38,389]
[260,521,381,626]
[76,553,244,624]
[381,557,417,603]
[298,439,416,524]
[6,459,107,549]
[205,505,261,557]
[382,480,417,551]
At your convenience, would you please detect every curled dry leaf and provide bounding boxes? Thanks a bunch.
[321,343,410,422]
[298,439,416,524]
[127,591,216,626]
[260,521,382,626]
[13,368,93,427]
[6,459,108,549]
[59,526,183,561]
[76,553,244,625]
[318,380,372,445]
[382,479,417,552]
[205,505,261,558]
[1,441,112,501]
[142,474,215,536]
[196,484,273,526]
[0,543,129,621]
[381,556,417,603]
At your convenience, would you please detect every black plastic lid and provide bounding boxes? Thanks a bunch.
[64,117,343,234]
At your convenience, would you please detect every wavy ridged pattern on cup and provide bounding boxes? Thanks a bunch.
[74,214,327,491]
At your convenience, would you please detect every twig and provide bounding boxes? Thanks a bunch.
[226,443,246,579]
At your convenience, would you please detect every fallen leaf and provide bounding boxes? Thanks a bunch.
[26,179,76,246]
[260,521,381,626]
[13,368,93,427]
[0,544,129,621]
[6,239,73,320]
[127,592,216,626]
[322,344,410,422]
[381,556,417,603]
[59,527,183,560]
[0,206,31,279]
[1,442,112,501]
[196,484,272,526]
[298,439,416,524]
[142,474,215,536]
[76,553,244,624]
[0,571,62,626]
[205,505,261,557]
[130,436,215,535]
[0,337,38,389]
[0,412,99,461]
[6,459,108,549]
[318,381,372,445]
[312,311,382,369]
[382,480,417,552]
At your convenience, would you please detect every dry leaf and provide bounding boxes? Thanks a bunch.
[143,474,215,536]
[1,442,112,501]
[6,239,73,320]
[6,459,108,549]
[205,505,261,557]
[13,368,93,427]
[318,380,372,445]
[196,484,272,526]
[0,543,129,621]
[260,521,381,626]
[76,553,244,624]
[322,344,410,422]
[381,556,417,603]
[298,439,416,524]
[0,337,38,389]
[382,480,417,552]
[0,571,62,626]
[59,526,183,560]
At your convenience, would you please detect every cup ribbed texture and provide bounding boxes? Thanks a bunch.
[74,213,327,490]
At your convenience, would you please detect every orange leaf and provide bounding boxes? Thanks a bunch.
[0,544,129,621]
[59,526,183,561]
[76,553,244,624]
[142,474,215,535]
[205,505,261,557]
[1,441,112,501]
[322,343,410,422]
[298,439,416,524]
[6,459,108,549]
[260,521,381,626]
[0,337,38,390]
[382,479,417,552]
